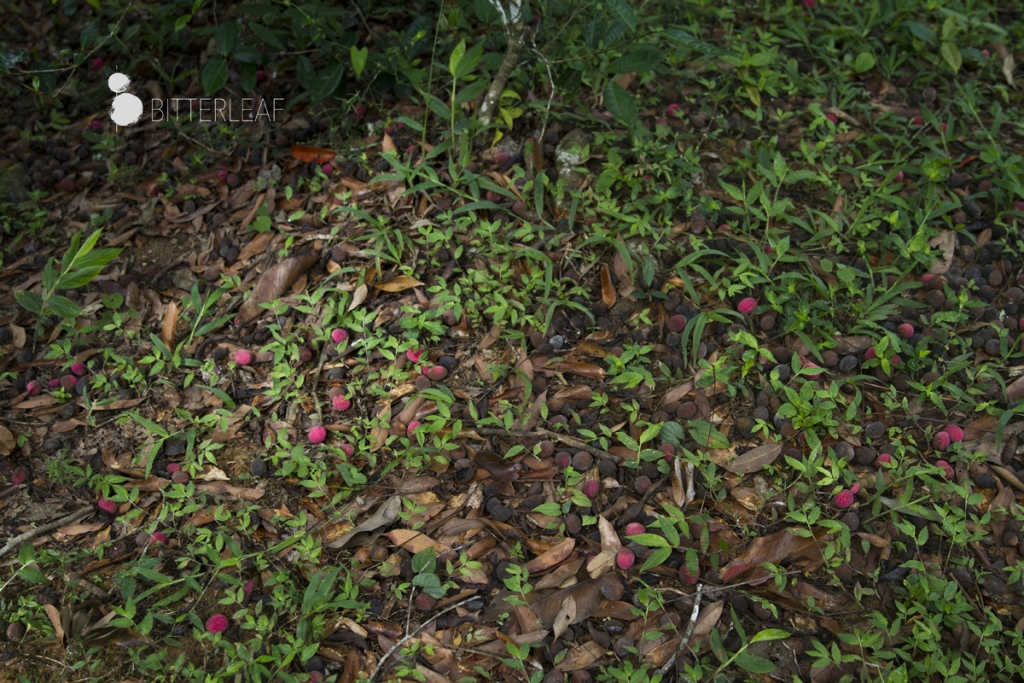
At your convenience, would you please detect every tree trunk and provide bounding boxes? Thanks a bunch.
[478,0,525,126]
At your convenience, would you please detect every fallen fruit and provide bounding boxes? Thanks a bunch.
[26,380,41,395]
[935,460,954,478]
[898,323,914,339]
[737,297,757,315]
[308,425,327,444]
[331,328,349,344]
[667,315,686,333]
[71,362,88,376]
[945,424,964,443]
[834,489,855,509]
[206,614,229,634]
[583,480,600,499]
[331,395,351,412]
[414,592,437,611]
[407,421,422,435]
[932,430,951,450]
[233,349,253,365]
[625,522,646,536]
[876,453,893,466]
[825,112,837,124]
[97,498,117,514]
[555,452,572,469]
[616,547,635,570]
[424,365,448,381]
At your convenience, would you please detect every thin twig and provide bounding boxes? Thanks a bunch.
[0,507,94,560]
[370,597,476,681]
[657,583,704,679]
[475,427,622,464]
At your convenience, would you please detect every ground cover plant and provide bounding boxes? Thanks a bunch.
[1,0,1024,682]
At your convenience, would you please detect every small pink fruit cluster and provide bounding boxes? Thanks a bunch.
[932,424,963,450]
[833,484,861,509]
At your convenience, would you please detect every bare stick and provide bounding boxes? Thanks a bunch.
[478,0,526,126]
[370,597,476,681]
[0,507,93,560]
[475,427,622,464]
[657,583,704,679]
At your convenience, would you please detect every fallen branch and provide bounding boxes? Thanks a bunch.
[0,506,94,560]
[370,597,476,681]
[475,427,622,464]
[657,583,704,679]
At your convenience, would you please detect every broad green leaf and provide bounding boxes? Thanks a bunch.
[854,52,876,73]
[412,547,436,574]
[941,15,960,41]
[214,21,239,57]
[941,42,962,73]
[129,411,170,438]
[640,546,671,572]
[628,533,669,548]
[533,502,563,516]
[302,568,339,615]
[735,654,775,673]
[456,80,488,105]
[689,419,730,449]
[350,45,368,79]
[14,290,43,315]
[174,14,191,32]
[448,39,466,78]
[201,56,229,96]
[907,22,936,45]
[455,41,484,80]
[605,0,636,32]
[307,60,344,103]
[603,81,638,127]
[660,421,685,446]
[249,22,284,50]
[48,295,83,319]
[751,628,791,643]
[608,47,664,74]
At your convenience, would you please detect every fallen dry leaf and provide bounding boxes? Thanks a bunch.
[723,442,783,474]
[552,595,576,640]
[523,537,574,574]
[600,264,616,307]
[238,253,319,323]
[373,276,423,292]
[326,496,401,549]
[0,425,15,456]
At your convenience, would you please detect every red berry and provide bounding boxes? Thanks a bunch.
[205,614,229,634]
[226,173,240,188]
[321,163,333,175]
[833,490,854,509]
[151,531,167,544]
[679,565,699,586]
[616,548,635,570]
[935,460,954,478]
[406,421,422,435]
[624,522,646,536]
[48,378,61,388]
[666,103,681,116]
[494,152,510,165]
[11,467,29,485]
[876,453,892,466]
[308,425,327,444]
[583,480,600,499]
[825,112,837,124]
[424,365,448,381]
[233,349,253,365]
[60,375,78,391]
[340,443,355,457]
[166,463,182,474]
[655,118,668,125]
[332,395,351,412]
[945,424,964,443]
[895,170,904,182]
[667,314,686,333]
[92,57,103,69]
[737,297,757,315]
[243,580,255,594]
[982,48,991,57]
[865,347,877,361]
[354,104,368,117]
[634,476,652,494]
[255,70,267,82]
[912,115,924,126]
[26,380,41,396]
[71,362,88,376]
[555,452,572,469]
[298,347,314,363]
[331,328,348,344]
[485,190,501,202]
[414,593,437,611]
[898,323,914,339]
[97,498,117,514]
[217,169,229,182]
[932,430,951,450]
[406,348,422,362]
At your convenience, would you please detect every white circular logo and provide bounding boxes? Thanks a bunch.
[108,72,143,127]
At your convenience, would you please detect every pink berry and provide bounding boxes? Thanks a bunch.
[321,163,333,175]
[309,672,325,683]
[495,152,510,165]
[1016,201,1024,212]
[944,424,964,443]
[97,498,117,514]
[616,547,635,570]
[667,103,681,116]
[898,323,914,339]
[659,443,675,459]
[655,118,667,125]
[89,120,103,131]
[205,614,229,634]
[895,170,904,182]
[255,70,267,82]
[891,354,901,365]
[833,490,854,509]
[737,297,757,315]
[166,463,182,474]
[865,347,877,361]
[406,421,422,435]
[933,430,951,450]
[92,57,103,69]
[11,467,29,485]
[331,328,348,344]
[354,104,368,117]
[801,358,821,379]
[217,169,229,181]
[935,460,954,478]
[912,115,924,126]
[802,0,814,7]
[406,348,422,363]
[243,580,255,594]
[940,123,947,133]
[26,380,41,395]
[71,362,88,376]
[233,349,253,365]
[876,453,892,466]
[583,480,600,499]
[48,378,60,388]
[340,443,355,457]
[308,425,327,444]
[667,315,686,333]
[151,531,167,544]
[679,565,699,586]
[298,347,314,363]
[555,452,572,469]
[982,49,991,57]
[625,522,646,536]
[849,484,861,495]
[424,365,448,381]
[332,395,351,412]
[825,113,837,124]
[921,273,934,286]
[61,375,78,391]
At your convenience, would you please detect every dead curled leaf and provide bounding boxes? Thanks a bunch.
[238,253,319,323]
[552,595,576,640]
[325,497,401,549]
[523,538,575,574]
[720,528,830,581]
